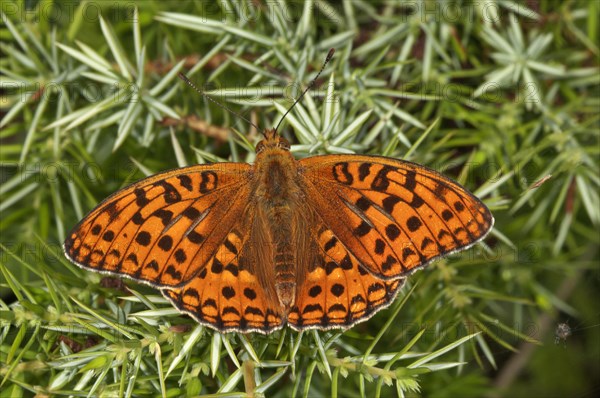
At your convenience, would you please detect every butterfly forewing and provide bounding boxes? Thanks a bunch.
[64,163,250,287]
[299,155,494,279]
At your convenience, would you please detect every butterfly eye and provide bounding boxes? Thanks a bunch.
[278,137,290,150]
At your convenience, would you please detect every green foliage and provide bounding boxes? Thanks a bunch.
[1,1,598,397]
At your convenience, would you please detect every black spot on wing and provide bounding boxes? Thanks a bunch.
[125,253,138,265]
[332,162,353,185]
[244,288,257,300]
[187,230,204,243]
[358,163,372,181]
[132,212,144,225]
[200,171,218,193]
[407,216,422,232]
[330,283,345,297]
[134,188,149,206]
[174,248,187,263]
[145,260,159,271]
[402,247,416,261]
[165,265,182,280]
[102,230,114,242]
[381,255,397,272]
[371,165,394,191]
[374,239,385,255]
[183,288,199,299]
[302,303,323,314]
[410,193,424,208]
[385,224,400,241]
[222,306,240,316]
[437,229,450,240]
[309,285,322,297]
[328,303,347,313]
[224,264,238,276]
[211,258,223,274]
[153,209,174,226]
[222,286,236,299]
[340,255,353,270]
[324,236,338,252]
[102,202,118,221]
[177,175,193,191]
[433,183,446,200]
[224,239,238,255]
[354,221,372,237]
[442,209,453,221]
[325,261,339,275]
[245,306,264,316]
[136,231,151,246]
[382,195,400,213]
[367,282,384,295]
[420,237,434,250]
[203,298,217,309]
[355,196,371,211]
[157,235,173,251]
[155,180,181,204]
[182,207,201,220]
[404,170,416,191]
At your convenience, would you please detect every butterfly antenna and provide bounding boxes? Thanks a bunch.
[274,48,335,134]
[178,72,261,132]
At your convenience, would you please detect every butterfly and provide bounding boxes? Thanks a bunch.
[63,50,494,334]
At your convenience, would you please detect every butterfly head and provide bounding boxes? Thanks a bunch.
[256,49,335,156]
[256,129,291,154]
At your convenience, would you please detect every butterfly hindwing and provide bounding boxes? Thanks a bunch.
[64,163,251,287]
[162,210,285,333]
[288,211,404,330]
[299,155,494,279]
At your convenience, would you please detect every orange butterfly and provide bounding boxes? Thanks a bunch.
[64,51,494,334]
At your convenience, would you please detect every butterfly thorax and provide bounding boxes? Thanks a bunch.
[253,129,299,207]
[252,130,302,310]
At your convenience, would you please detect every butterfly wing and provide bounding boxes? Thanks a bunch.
[162,204,285,334]
[64,163,251,287]
[298,155,494,280]
[287,209,405,330]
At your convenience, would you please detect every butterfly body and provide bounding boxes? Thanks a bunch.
[251,130,303,309]
[64,128,493,334]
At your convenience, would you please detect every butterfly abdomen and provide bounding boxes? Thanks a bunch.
[272,222,296,309]
[261,199,298,309]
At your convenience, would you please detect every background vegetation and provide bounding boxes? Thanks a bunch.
[1,1,598,397]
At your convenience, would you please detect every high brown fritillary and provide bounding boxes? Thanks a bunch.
[63,129,493,333]
[63,52,494,334]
